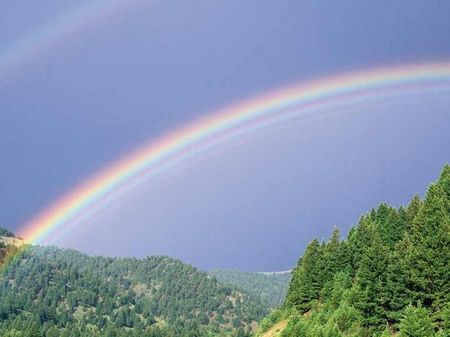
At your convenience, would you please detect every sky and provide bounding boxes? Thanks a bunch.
[1,0,450,271]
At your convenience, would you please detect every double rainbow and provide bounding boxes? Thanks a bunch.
[16,61,450,244]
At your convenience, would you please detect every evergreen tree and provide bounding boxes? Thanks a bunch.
[345,216,375,277]
[380,327,392,337]
[277,165,450,337]
[398,304,435,337]
[390,179,450,315]
[438,164,450,204]
[351,223,390,330]
[285,239,323,312]
[320,228,346,300]
[405,194,423,228]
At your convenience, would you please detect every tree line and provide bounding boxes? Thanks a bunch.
[209,269,291,308]
[0,241,268,337]
[259,165,450,337]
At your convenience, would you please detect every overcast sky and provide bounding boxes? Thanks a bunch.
[1,0,450,270]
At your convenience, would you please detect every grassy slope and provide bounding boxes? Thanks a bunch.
[260,320,288,337]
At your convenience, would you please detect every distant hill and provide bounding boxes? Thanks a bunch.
[209,269,291,308]
[256,165,450,337]
[0,243,268,337]
[0,227,15,238]
[0,227,26,251]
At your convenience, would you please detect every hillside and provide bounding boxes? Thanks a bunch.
[257,165,450,337]
[0,232,26,248]
[209,269,291,308]
[0,241,268,337]
[0,227,15,238]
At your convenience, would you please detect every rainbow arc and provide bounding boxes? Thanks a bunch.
[15,62,450,244]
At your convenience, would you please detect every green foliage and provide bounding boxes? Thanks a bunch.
[398,304,434,337]
[258,309,286,333]
[268,164,450,337]
[351,225,390,327]
[0,246,264,337]
[379,327,392,337]
[3,165,450,337]
[209,269,291,308]
[285,238,323,312]
[389,171,450,320]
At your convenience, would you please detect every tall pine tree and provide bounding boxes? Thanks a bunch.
[286,239,323,312]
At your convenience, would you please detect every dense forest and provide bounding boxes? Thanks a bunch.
[2,165,449,337]
[258,165,450,337]
[0,240,268,337]
[209,270,291,308]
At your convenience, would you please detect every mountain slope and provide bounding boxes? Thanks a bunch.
[209,269,291,308]
[0,227,15,238]
[0,243,267,337]
[258,165,450,337]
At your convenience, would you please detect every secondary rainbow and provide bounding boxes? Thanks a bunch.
[17,61,450,243]
[0,0,146,86]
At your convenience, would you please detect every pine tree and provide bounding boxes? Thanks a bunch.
[328,301,363,335]
[405,194,423,228]
[380,327,392,337]
[387,166,450,325]
[398,304,434,337]
[323,323,343,337]
[271,165,450,337]
[320,228,346,300]
[438,164,450,204]
[367,203,406,247]
[436,303,450,333]
[387,234,413,323]
[404,183,449,310]
[351,223,390,330]
[286,239,323,312]
[345,216,375,276]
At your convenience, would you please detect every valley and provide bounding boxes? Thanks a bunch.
[1,165,449,337]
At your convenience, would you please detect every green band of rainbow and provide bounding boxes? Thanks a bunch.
[17,62,450,244]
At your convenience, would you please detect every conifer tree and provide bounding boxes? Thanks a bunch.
[320,228,346,300]
[286,239,323,312]
[438,164,450,203]
[393,180,449,313]
[398,304,435,337]
[274,165,450,337]
[380,327,392,337]
[351,223,390,330]
[323,323,343,337]
[405,194,423,227]
[345,216,375,276]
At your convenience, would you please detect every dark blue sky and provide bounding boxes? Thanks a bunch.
[1,0,450,270]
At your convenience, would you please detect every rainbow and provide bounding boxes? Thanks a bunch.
[0,0,144,87]
[13,61,450,244]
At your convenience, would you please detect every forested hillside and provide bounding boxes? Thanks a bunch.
[209,269,291,308]
[0,239,267,337]
[2,164,449,337]
[258,165,450,337]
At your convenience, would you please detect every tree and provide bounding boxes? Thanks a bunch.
[380,327,392,337]
[286,239,323,312]
[320,228,346,300]
[351,223,390,330]
[405,194,422,228]
[398,304,434,337]
[391,180,450,314]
